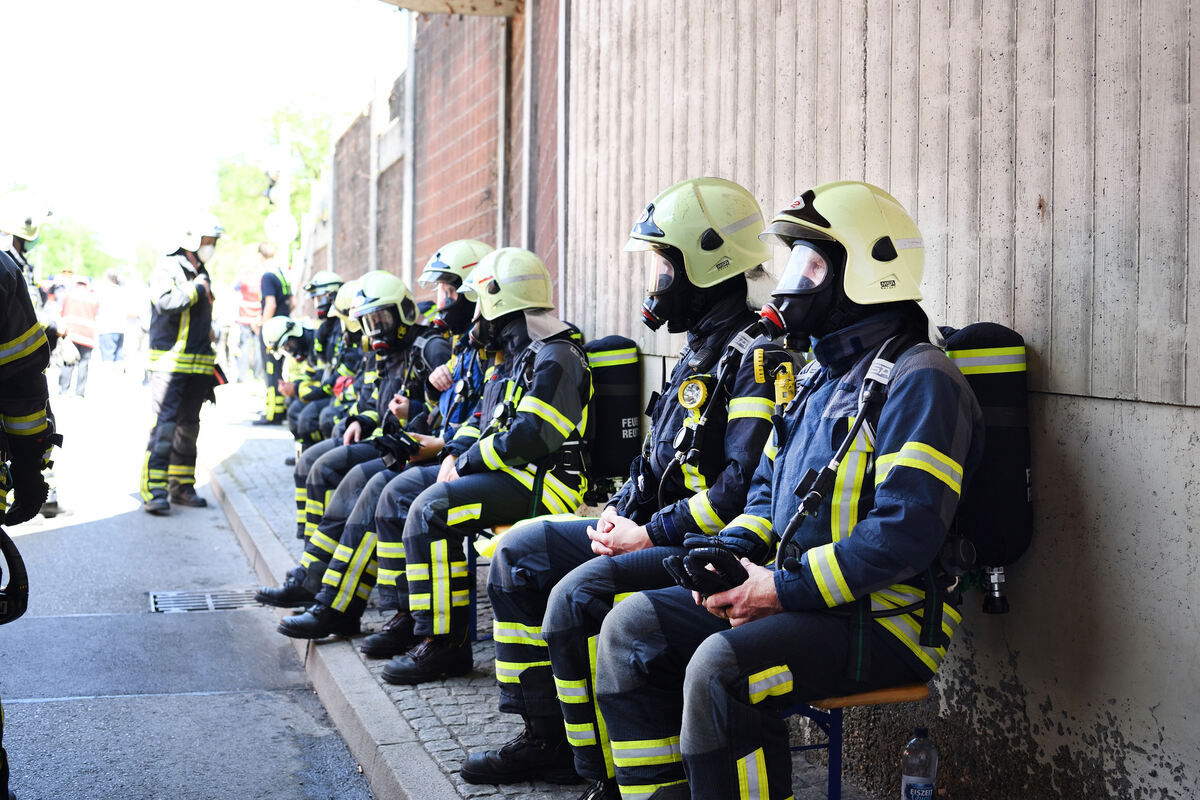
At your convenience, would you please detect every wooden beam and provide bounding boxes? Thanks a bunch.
[376,0,521,17]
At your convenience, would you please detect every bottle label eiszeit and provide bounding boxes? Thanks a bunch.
[902,777,935,800]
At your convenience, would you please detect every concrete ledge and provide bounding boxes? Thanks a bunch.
[210,461,461,800]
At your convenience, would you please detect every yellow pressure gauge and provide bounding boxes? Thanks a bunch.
[678,378,708,410]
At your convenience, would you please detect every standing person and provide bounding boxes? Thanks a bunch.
[57,275,98,397]
[1,246,59,800]
[94,270,132,377]
[594,181,985,800]
[140,217,222,515]
[255,243,291,424]
[232,262,262,382]
[461,177,781,791]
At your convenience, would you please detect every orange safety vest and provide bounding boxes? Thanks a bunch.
[61,283,99,349]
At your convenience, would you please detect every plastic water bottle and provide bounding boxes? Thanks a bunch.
[900,727,938,800]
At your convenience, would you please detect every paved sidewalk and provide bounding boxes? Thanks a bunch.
[204,394,884,800]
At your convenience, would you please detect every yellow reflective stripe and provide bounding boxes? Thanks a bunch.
[449,560,470,578]
[446,502,483,526]
[0,321,47,365]
[876,441,963,494]
[308,530,339,555]
[728,396,774,423]
[946,345,1027,374]
[494,621,546,646]
[747,665,793,704]
[516,395,576,438]
[331,531,378,612]
[613,592,635,604]
[736,747,768,800]
[409,593,430,610]
[454,424,481,441]
[407,563,430,580]
[807,542,855,607]
[377,568,404,583]
[587,347,638,367]
[479,435,505,470]
[565,721,598,747]
[680,461,707,493]
[687,490,724,535]
[324,568,344,584]
[300,552,320,568]
[831,425,871,543]
[728,514,772,546]
[377,541,406,558]
[554,676,590,704]
[764,437,778,462]
[495,659,552,684]
[452,589,471,606]
[1,411,48,434]
[611,736,682,768]
[588,634,616,778]
[618,781,688,800]
[332,544,354,562]
[431,539,451,635]
[541,470,584,513]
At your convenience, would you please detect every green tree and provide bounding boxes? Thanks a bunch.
[31,218,119,279]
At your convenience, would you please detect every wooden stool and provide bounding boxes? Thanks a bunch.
[467,524,511,642]
[785,683,929,800]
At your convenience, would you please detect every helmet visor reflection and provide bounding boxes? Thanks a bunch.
[645,251,676,296]
[361,307,399,339]
[774,242,832,296]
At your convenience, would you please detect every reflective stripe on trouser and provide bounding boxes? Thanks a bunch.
[488,515,598,718]
[597,585,931,800]
[403,471,542,638]
[544,546,685,782]
[314,464,402,614]
[142,371,207,501]
[300,456,390,595]
[264,350,286,421]
[296,444,383,581]
[373,463,441,610]
[296,439,338,536]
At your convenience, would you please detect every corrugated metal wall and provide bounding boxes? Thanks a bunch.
[564,0,1198,407]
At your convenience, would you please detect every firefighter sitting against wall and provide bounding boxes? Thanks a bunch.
[592,181,985,800]
[285,270,345,454]
[141,217,222,515]
[460,177,783,792]
[372,246,593,687]
[271,240,493,640]
[254,270,449,611]
[262,315,331,463]
[289,277,367,540]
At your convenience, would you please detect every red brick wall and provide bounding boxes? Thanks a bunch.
[333,108,372,278]
[377,159,405,278]
[413,15,502,280]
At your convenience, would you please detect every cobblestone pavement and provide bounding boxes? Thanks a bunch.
[206,386,884,800]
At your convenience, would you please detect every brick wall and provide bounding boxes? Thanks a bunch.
[377,160,405,278]
[412,15,501,276]
[333,108,372,277]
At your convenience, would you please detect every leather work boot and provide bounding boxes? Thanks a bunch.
[254,576,316,609]
[381,636,473,685]
[576,778,620,800]
[143,495,170,515]
[460,716,581,785]
[359,611,419,659]
[277,604,359,640]
[168,486,207,507]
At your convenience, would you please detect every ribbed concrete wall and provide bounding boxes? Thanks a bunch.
[562,2,1199,798]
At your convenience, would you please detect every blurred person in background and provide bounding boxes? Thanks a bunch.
[94,269,136,378]
[232,259,263,382]
[255,242,292,424]
[57,274,98,397]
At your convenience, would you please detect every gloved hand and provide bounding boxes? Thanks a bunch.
[682,531,761,560]
[4,432,57,526]
[663,547,749,598]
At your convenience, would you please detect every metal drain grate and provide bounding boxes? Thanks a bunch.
[149,589,260,613]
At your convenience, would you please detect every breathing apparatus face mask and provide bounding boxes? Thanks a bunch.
[361,306,403,353]
[758,241,841,344]
[434,281,475,334]
[312,290,337,319]
[282,334,308,360]
[469,312,503,350]
[196,243,216,264]
[640,249,689,332]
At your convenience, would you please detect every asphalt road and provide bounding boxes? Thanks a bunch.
[0,367,373,800]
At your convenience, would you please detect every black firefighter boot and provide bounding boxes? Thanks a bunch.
[381,608,473,684]
[575,778,621,799]
[359,610,419,659]
[460,715,581,785]
[277,603,360,640]
[168,484,207,508]
[255,571,316,608]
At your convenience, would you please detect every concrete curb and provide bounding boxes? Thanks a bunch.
[210,460,462,800]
